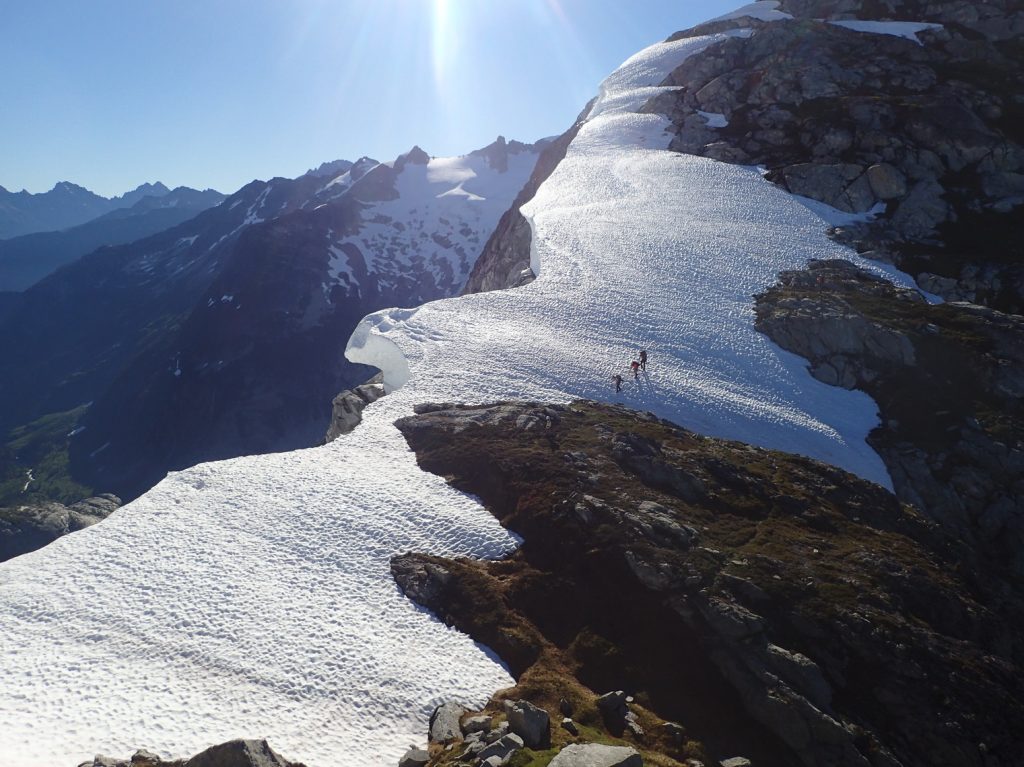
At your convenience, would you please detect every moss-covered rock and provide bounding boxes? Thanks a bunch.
[394,401,1022,767]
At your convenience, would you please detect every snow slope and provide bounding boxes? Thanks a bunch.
[828,19,944,45]
[0,13,921,767]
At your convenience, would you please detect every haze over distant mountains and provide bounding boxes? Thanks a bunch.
[0,180,211,239]
[0,186,226,291]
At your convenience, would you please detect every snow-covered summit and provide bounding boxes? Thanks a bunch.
[0,8,928,767]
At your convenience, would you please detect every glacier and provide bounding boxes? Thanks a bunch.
[0,11,924,767]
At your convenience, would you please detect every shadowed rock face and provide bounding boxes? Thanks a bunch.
[463,100,594,295]
[394,401,1023,767]
[642,0,1024,312]
[0,494,120,562]
[756,259,1024,580]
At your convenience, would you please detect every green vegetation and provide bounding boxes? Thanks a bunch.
[0,405,93,507]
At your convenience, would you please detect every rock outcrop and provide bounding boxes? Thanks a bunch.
[321,374,386,443]
[755,259,1024,581]
[463,99,594,295]
[0,493,120,562]
[394,401,1023,767]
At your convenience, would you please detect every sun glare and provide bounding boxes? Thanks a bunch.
[431,0,454,91]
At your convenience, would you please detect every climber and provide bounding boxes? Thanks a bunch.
[613,374,623,393]
[630,360,640,380]
[639,349,648,371]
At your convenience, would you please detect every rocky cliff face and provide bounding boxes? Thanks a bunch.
[394,401,1023,767]
[756,259,1024,581]
[643,0,1023,312]
[462,105,592,294]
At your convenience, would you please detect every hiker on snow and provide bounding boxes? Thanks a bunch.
[630,360,640,380]
[613,374,623,393]
[639,349,647,371]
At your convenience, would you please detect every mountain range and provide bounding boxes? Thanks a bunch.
[0,180,186,239]
[0,186,226,291]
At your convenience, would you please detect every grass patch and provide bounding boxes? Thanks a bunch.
[0,405,93,506]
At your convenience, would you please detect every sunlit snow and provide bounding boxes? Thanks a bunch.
[708,0,793,23]
[0,16,920,767]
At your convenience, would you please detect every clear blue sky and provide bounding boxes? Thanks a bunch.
[0,0,740,197]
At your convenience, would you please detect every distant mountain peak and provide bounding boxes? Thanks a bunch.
[393,145,430,172]
[51,181,92,195]
[305,159,355,179]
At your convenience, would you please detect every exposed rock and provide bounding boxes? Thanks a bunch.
[548,743,643,767]
[429,701,466,743]
[395,401,1023,767]
[398,747,429,767]
[462,714,493,735]
[478,733,524,763]
[322,374,386,443]
[464,99,594,294]
[559,697,574,717]
[504,698,551,749]
[391,553,452,610]
[185,740,294,767]
[596,691,629,732]
[561,717,579,736]
[719,759,752,767]
[0,493,120,562]
[756,259,1024,579]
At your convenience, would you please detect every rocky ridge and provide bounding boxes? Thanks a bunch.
[755,259,1024,581]
[391,401,1023,767]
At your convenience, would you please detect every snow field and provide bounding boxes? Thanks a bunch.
[1,9,927,767]
[323,150,539,299]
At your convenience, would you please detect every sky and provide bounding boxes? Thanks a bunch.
[0,0,742,198]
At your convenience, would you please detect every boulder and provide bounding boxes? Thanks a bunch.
[549,744,643,767]
[596,690,629,731]
[479,733,525,763]
[719,759,752,767]
[184,739,292,767]
[398,747,429,767]
[429,701,466,743]
[322,376,385,442]
[561,717,579,736]
[462,714,493,735]
[504,699,550,748]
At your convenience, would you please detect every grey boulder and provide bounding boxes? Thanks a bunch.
[398,747,429,767]
[549,743,643,767]
[184,739,292,767]
[504,699,551,749]
[429,701,466,743]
